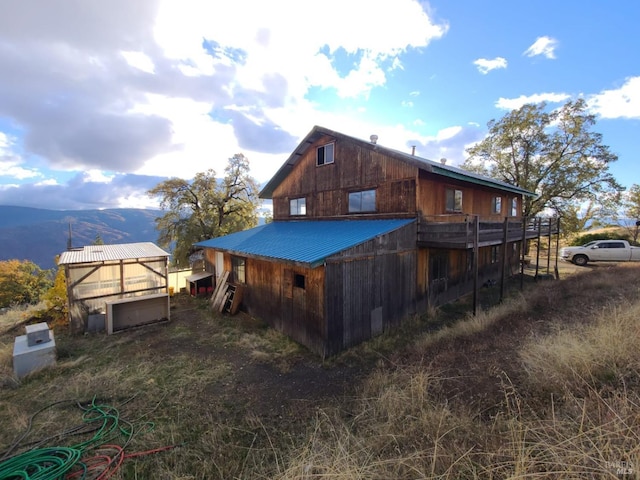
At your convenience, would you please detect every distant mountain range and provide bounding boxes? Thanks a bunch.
[0,206,161,269]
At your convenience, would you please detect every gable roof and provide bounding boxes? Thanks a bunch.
[59,242,170,265]
[194,219,415,268]
[259,125,536,199]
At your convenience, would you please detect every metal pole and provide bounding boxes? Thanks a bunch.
[546,218,552,275]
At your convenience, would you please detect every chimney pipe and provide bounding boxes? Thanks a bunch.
[440,158,447,165]
[370,134,378,144]
[411,145,416,156]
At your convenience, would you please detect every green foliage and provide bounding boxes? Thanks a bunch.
[148,153,260,265]
[570,231,631,246]
[0,259,53,308]
[463,99,623,224]
[618,184,640,243]
[92,233,104,245]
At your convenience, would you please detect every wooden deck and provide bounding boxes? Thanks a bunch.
[418,215,559,249]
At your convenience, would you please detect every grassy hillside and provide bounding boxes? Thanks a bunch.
[0,206,161,269]
[1,265,639,478]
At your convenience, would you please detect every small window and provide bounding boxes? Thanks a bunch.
[231,256,246,284]
[317,143,334,166]
[511,198,518,217]
[289,197,306,216]
[294,273,305,289]
[348,189,376,213]
[446,189,463,212]
[492,196,502,214]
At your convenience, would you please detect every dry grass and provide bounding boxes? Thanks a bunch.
[3,267,640,478]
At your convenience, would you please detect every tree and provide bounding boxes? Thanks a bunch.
[148,153,260,265]
[93,233,105,245]
[463,99,623,227]
[41,257,68,323]
[0,260,52,308]
[618,184,640,244]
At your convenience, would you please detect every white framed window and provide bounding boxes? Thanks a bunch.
[446,189,463,212]
[348,189,376,213]
[511,197,518,217]
[316,143,334,166]
[492,196,502,214]
[289,197,306,216]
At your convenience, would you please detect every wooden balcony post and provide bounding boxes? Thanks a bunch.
[546,218,552,274]
[500,217,508,302]
[520,216,527,291]
[472,215,479,316]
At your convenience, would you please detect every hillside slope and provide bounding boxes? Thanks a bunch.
[0,206,161,269]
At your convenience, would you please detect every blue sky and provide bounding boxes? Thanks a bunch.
[0,0,638,210]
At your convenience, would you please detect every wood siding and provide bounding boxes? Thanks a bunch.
[324,223,417,355]
[204,249,326,354]
[272,135,418,219]
[416,242,522,308]
[417,170,521,219]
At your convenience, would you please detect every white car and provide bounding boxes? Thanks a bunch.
[560,240,640,266]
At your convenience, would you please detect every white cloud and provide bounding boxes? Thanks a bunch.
[120,51,155,74]
[410,91,420,97]
[0,133,41,180]
[473,57,507,74]
[35,178,59,186]
[524,36,558,59]
[402,100,414,108]
[588,76,640,119]
[496,92,571,110]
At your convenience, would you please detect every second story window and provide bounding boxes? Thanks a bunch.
[511,197,518,217]
[492,196,502,214]
[446,188,463,213]
[349,189,376,213]
[316,143,334,166]
[289,197,306,216]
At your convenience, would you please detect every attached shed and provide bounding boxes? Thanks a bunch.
[58,242,170,333]
[195,219,416,356]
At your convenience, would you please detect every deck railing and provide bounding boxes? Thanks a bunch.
[418,215,559,248]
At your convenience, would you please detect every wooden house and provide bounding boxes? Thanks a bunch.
[196,126,547,356]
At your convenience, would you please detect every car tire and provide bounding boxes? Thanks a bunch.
[573,255,588,267]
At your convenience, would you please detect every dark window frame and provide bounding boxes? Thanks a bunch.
[445,188,463,213]
[348,189,376,213]
[316,143,335,166]
[294,273,305,289]
[231,256,246,284]
[492,196,502,214]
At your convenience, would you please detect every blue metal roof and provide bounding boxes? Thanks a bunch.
[195,219,415,268]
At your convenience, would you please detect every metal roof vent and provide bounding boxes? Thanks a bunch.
[440,158,447,165]
[370,134,378,144]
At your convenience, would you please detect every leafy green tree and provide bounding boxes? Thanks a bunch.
[93,233,105,245]
[463,99,623,227]
[618,184,640,244]
[0,260,52,308]
[148,153,260,265]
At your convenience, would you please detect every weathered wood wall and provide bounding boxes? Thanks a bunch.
[324,222,417,355]
[417,171,521,219]
[416,242,522,308]
[204,249,326,354]
[272,135,418,219]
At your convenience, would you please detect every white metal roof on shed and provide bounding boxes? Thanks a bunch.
[58,242,170,265]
